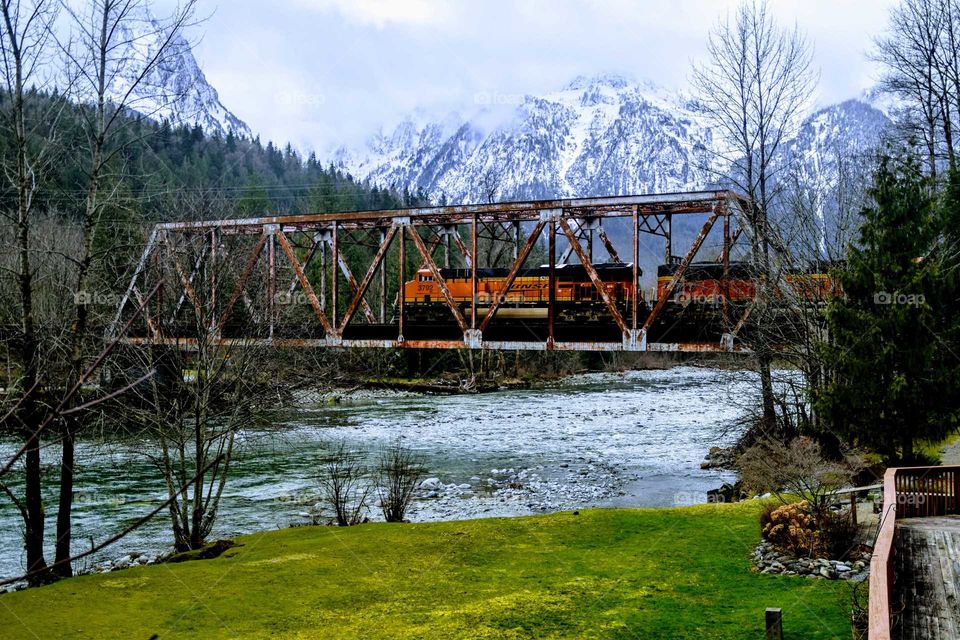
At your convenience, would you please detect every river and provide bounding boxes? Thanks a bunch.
[0,365,757,580]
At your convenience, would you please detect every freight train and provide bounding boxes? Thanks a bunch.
[401,260,839,326]
[402,263,637,323]
[655,261,839,306]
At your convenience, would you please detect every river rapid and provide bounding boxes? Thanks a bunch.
[0,365,757,580]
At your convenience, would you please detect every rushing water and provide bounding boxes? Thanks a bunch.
[0,365,757,580]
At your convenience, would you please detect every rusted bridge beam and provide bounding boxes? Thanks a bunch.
[110,190,758,353]
[478,220,547,333]
[154,191,737,232]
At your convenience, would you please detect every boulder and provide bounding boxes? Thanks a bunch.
[421,478,442,490]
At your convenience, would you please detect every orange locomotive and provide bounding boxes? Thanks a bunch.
[402,263,640,323]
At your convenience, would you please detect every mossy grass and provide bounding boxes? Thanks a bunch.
[0,503,850,639]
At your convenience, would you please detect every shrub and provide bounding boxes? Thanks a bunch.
[317,441,370,526]
[761,501,820,557]
[376,439,426,523]
[739,436,861,526]
[820,510,860,560]
[759,501,778,533]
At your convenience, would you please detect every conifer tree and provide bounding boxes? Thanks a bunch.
[817,152,947,460]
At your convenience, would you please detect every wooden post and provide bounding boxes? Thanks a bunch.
[765,608,783,640]
[850,492,858,528]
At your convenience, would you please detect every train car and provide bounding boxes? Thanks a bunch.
[656,262,756,305]
[655,260,841,308]
[402,263,640,324]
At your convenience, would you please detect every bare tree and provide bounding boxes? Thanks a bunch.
[738,436,861,526]
[376,439,425,522]
[874,0,960,178]
[757,142,873,438]
[48,0,200,577]
[128,338,271,552]
[692,0,816,433]
[0,0,64,584]
[317,441,370,527]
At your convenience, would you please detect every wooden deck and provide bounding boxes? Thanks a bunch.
[895,516,960,639]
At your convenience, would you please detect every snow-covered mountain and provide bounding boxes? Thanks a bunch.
[333,74,889,206]
[107,6,251,138]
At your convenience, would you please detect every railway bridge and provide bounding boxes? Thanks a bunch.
[110,190,758,352]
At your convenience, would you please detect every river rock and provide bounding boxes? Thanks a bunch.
[752,540,870,581]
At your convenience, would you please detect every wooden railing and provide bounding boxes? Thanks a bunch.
[869,465,960,640]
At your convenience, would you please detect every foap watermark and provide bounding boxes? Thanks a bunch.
[274,291,312,306]
[896,492,927,507]
[473,90,525,106]
[873,290,926,307]
[477,291,529,305]
[274,90,326,107]
[74,290,123,306]
[673,489,728,506]
[677,291,724,307]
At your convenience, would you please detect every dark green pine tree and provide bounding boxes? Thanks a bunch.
[929,170,960,437]
[817,152,947,461]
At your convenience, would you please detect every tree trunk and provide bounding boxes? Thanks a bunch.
[23,418,47,582]
[903,434,914,464]
[52,419,75,578]
[11,31,48,581]
[55,148,103,577]
[758,351,777,433]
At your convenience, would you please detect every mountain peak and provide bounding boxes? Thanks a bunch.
[108,5,251,138]
[333,74,890,209]
[564,73,634,91]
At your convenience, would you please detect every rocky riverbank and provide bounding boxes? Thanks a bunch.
[296,460,632,525]
[753,539,870,581]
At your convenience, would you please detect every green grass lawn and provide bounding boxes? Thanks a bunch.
[0,503,852,639]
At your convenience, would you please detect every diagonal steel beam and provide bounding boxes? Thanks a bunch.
[406,226,469,333]
[559,220,590,263]
[642,211,719,334]
[275,230,334,336]
[285,237,320,296]
[479,220,546,333]
[596,225,622,263]
[450,227,473,268]
[241,290,261,324]
[731,299,755,337]
[417,233,444,270]
[109,227,159,338]
[131,285,160,337]
[169,236,206,330]
[559,218,628,336]
[172,240,209,320]
[334,238,377,324]
[216,234,267,334]
[338,225,397,334]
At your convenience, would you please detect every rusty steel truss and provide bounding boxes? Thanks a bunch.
[110,190,753,352]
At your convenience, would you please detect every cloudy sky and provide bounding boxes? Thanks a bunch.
[182,0,897,153]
